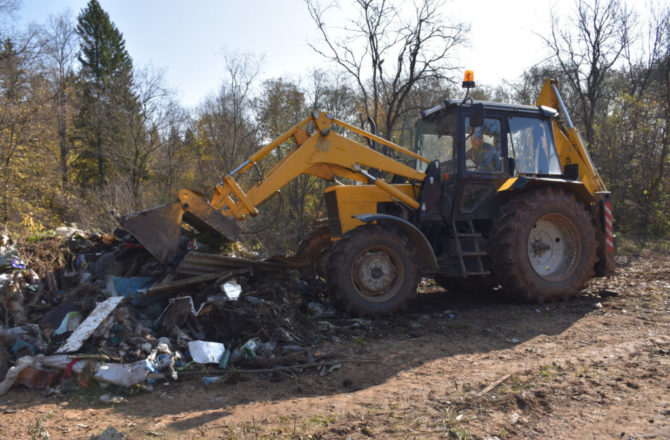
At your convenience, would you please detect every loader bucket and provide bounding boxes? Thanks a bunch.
[120,190,240,265]
[120,201,185,265]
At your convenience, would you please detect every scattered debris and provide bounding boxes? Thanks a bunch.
[93,357,164,387]
[0,357,36,395]
[176,251,284,276]
[0,227,341,395]
[222,279,242,301]
[140,269,246,298]
[99,394,125,404]
[599,289,619,298]
[188,340,225,364]
[201,375,225,386]
[90,426,128,440]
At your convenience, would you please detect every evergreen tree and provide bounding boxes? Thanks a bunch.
[72,0,136,187]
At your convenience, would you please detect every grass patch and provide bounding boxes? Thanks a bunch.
[497,376,531,395]
[23,230,58,243]
[574,364,596,378]
[539,363,565,380]
[308,414,336,427]
[27,411,52,440]
[440,408,471,440]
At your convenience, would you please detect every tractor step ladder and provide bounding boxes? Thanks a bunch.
[452,220,491,277]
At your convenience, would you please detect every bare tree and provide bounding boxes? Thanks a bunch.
[43,11,78,190]
[543,0,631,147]
[652,6,670,217]
[507,65,568,106]
[0,0,18,25]
[306,0,467,141]
[307,69,358,124]
[251,77,310,250]
[620,2,667,97]
[196,52,259,178]
[155,100,189,200]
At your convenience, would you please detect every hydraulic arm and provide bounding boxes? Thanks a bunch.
[536,79,608,196]
[122,111,430,264]
[536,79,614,273]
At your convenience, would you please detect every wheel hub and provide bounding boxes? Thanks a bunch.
[527,215,579,279]
[530,233,552,258]
[370,266,383,279]
[353,250,397,295]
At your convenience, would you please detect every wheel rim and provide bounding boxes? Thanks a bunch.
[527,213,581,281]
[350,245,404,302]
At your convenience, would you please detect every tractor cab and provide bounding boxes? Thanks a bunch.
[412,73,573,279]
[414,92,564,223]
[415,98,563,177]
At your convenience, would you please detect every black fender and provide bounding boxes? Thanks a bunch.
[497,176,593,204]
[353,213,439,271]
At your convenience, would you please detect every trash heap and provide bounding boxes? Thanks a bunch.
[0,226,341,395]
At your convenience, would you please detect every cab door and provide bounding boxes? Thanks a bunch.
[453,112,511,221]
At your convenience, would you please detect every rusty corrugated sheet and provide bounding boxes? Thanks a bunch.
[176,252,288,276]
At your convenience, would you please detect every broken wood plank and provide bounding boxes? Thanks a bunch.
[56,296,125,354]
[139,268,249,298]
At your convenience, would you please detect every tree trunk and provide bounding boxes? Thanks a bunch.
[58,85,68,190]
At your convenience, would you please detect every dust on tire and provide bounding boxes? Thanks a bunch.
[490,188,597,303]
[327,224,420,316]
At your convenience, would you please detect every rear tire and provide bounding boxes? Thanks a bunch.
[490,188,597,303]
[327,225,420,316]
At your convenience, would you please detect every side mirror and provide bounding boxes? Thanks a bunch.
[470,103,485,127]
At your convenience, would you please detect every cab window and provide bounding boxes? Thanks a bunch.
[414,111,457,173]
[464,117,503,173]
[508,117,561,175]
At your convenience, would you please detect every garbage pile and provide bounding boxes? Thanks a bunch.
[0,226,341,395]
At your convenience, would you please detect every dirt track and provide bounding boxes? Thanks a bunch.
[1,253,668,439]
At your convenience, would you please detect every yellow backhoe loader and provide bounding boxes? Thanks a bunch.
[121,74,615,315]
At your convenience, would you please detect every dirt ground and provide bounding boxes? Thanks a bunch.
[0,252,668,440]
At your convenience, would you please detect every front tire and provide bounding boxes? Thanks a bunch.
[490,188,597,303]
[327,225,420,316]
